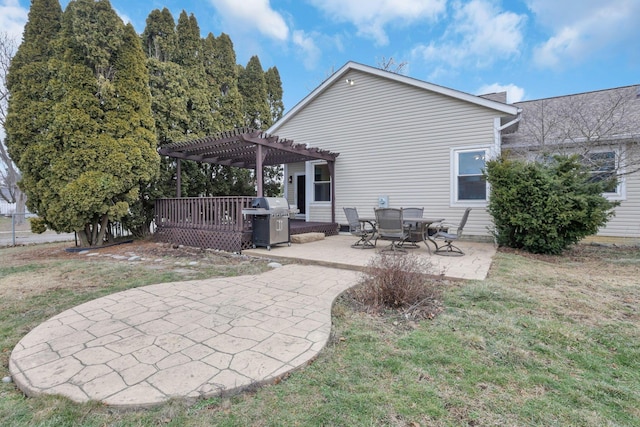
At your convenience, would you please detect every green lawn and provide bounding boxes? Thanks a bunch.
[1,243,639,426]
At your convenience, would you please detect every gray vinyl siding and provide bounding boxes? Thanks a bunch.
[598,168,640,237]
[284,163,305,205]
[276,69,506,237]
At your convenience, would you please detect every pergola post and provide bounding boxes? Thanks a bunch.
[328,161,336,223]
[256,144,264,197]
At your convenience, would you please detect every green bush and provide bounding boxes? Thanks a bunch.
[484,154,619,255]
[29,216,47,234]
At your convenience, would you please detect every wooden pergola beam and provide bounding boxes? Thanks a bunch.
[159,127,339,215]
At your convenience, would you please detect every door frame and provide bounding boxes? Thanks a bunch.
[294,173,306,219]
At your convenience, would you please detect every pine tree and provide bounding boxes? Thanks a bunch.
[238,57,284,195]
[5,0,62,168]
[265,66,284,124]
[238,55,270,129]
[5,0,62,218]
[201,32,254,196]
[174,12,218,196]
[210,33,243,129]
[141,7,177,62]
[11,0,158,246]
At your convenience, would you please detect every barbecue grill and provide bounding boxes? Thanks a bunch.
[242,197,292,250]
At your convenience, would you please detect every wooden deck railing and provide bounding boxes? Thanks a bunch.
[154,197,254,232]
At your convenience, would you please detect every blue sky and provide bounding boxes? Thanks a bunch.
[2,0,639,112]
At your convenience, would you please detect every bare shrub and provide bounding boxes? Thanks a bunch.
[347,253,444,320]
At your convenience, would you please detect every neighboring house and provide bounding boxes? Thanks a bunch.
[502,84,640,241]
[269,61,520,240]
[268,61,640,241]
[0,187,16,215]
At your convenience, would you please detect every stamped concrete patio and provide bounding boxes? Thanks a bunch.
[9,235,495,408]
[243,234,496,281]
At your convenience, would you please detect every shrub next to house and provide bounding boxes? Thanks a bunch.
[485,154,619,255]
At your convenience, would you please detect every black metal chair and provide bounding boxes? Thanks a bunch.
[401,207,424,248]
[433,208,471,256]
[343,207,376,249]
[374,208,408,252]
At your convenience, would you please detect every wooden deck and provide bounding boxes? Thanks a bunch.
[154,197,338,253]
[290,219,339,236]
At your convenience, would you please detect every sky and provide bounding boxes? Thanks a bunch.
[2,0,639,113]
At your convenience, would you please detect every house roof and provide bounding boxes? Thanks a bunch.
[502,84,640,147]
[269,61,520,133]
[158,127,339,168]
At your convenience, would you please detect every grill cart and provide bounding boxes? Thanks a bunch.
[242,197,292,250]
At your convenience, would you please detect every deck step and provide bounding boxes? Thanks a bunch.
[291,232,325,244]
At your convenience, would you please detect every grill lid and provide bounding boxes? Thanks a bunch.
[251,197,290,211]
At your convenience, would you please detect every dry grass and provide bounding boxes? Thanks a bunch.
[494,245,640,326]
[1,241,639,426]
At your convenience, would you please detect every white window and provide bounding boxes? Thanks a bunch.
[452,148,488,205]
[584,150,625,200]
[313,163,331,202]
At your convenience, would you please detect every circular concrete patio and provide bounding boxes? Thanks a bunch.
[9,264,359,408]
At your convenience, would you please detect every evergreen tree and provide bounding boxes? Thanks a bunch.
[5,0,62,220]
[141,7,176,62]
[485,155,618,254]
[11,0,158,246]
[5,0,62,167]
[238,55,270,129]
[201,32,253,196]
[174,11,201,68]
[210,33,243,129]
[265,66,284,124]
[174,12,218,196]
[238,58,284,195]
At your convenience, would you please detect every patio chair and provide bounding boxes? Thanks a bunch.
[374,208,408,252]
[343,207,376,249]
[433,208,471,256]
[401,207,424,248]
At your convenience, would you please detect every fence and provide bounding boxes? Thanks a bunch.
[0,213,132,247]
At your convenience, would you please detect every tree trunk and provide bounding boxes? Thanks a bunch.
[95,214,109,246]
[77,229,89,247]
[14,190,26,225]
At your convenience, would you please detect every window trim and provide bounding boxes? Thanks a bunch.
[450,146,490,207]
[530,148,626,201]
[586,148,625,201]
[311,161,332,204]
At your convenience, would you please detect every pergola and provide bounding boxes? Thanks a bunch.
[158,127,340,221]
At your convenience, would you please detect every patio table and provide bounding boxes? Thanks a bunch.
[360,216,444,254]
[403,217,445,254]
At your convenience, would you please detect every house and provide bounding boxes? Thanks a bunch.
[269,61,520,241]
[0,187,16,215]
[155,61,639,251]
[502,85,640,242]
[269,61,640,242]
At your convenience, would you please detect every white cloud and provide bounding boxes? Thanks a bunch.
[528,0,640,68]
[308,0,446,45]
[477,83,525,103]
[292,30,321,70]
[113,8,133,27]
[0,0,28,42]
[208,0,289,41]
[412,0,526,69]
